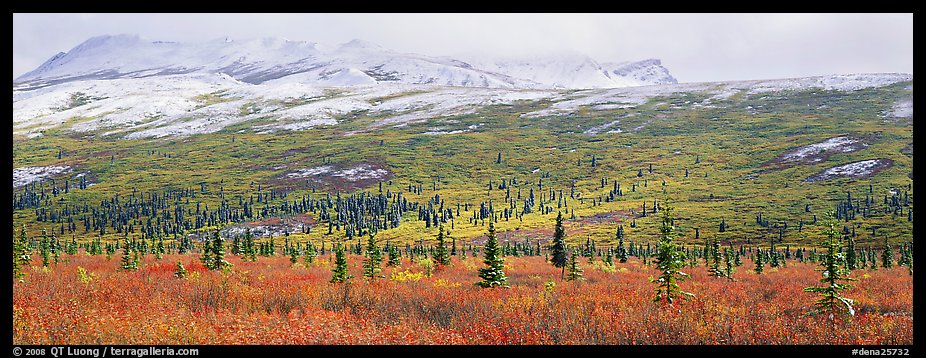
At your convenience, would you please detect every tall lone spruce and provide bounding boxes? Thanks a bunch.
[476,222,508,288]
[652,194,693,304]
[433,225,451,266]
[330,243,353,284]
[551,211,568,279]
[804,212,856,317]
[362,232,382,280]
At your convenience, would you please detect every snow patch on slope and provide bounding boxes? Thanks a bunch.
[287,164,387,181]
[13,165,72,188]
[885,99,913,118]
[782,136,866,163]
[804,159,893,182]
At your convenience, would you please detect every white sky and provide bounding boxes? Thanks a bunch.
[12,13,913,83]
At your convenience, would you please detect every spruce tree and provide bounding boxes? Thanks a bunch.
[207,230,231,270]
[723,249,736,280]
[433,226,451,266]
[66,237,78,255]
[120,237,137,271]
[40,229,50,267]
[242,229,257,262]
[303,241,318,265]
[652,194,693,304]
[754,251,765,274]
[769,243,781,268]
[387,242,401,266]
[804,212,856,317]
[174,260,187,279]
[551,211,568,279]
[155,237,165,260]
[200,236,214,269]
[708,239,726,278]
[231,235,240,256]
[846,236,858,270]
[565,250,584,281]
[14,225,31,280]
[50,232,59,265]
[330,243,353,283]
[617,235,628,263]
[881,238,894,268]
[476,222,508,288]
[289,244,300,264]
[362,233,383,280]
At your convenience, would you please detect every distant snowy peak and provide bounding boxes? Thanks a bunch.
[464,53,675,89]
[15,34,677,90]
[602,59,677,85]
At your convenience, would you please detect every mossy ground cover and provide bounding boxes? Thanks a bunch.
[12,82,913,249]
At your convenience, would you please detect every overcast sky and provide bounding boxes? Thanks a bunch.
[12,13,913,83]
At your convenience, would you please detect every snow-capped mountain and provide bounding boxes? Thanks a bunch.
[12,34,911,141]
[14,34,674,90]
[601,59,677,85]
[464,53,676,89]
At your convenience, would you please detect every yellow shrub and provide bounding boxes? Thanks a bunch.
[76,266,95,284]
[390,269,424,282]
[433,279,461,288]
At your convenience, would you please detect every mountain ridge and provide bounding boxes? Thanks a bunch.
[15,34,677,89]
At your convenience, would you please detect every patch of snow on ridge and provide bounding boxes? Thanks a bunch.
[287,166,333,178]
[584,119,622,136]
[286,164,387,181]
[782,137,865,162]
[743,73,912,94]
[331,164,389,181]
[804,159,892,182]
[13,165,72,188]
[885,99,913,118]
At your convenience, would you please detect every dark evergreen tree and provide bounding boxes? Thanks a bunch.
[476,222,508,288]
[303,240,318,265]
[289,243,300,264]
[617,232,628,263]
[769,242,781,268]
[433,226,451,266]
[330,244,353,283]
[40,229,51,267]
[362,233,383,280]
[754,250,765,274]
[174,260,187,279]
[723,249,736,280]
[708,239,726,278]
[652,194,693,304]
[205,230,231,270]
[846,236,858,270]
[565,250,584,281]
[881,238,894,268]
[200,236,214,268]
[551,211,568,279]
[14,225,31,280]
[120,237,137,271]
[387,242,401,266]
[804,212,856,317]
[244,229,257,262]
